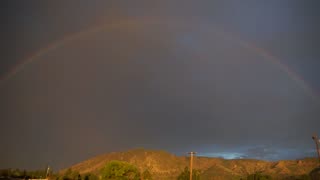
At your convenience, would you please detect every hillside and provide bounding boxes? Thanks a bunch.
[63,148,319,179]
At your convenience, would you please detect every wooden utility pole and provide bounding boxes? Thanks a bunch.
[45,165,50,179]
[188,152,197,180]
[312,134,320,164]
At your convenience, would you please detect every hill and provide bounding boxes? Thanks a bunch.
[63,148,319,179]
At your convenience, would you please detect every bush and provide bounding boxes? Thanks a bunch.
[177,167,200,180]
[100,160,141,180]
[141,169,152,180]
[82,173,98,180]
[246,172,271,180]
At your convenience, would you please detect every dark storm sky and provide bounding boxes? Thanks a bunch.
[1,0,320,170]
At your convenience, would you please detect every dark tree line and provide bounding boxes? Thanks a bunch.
[0,168,49,179]
[55,169,98,180]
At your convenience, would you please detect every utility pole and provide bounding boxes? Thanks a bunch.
[188,152,197,180]
[46,165,50,179]
[312,133,320,164]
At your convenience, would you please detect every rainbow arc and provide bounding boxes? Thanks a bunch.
[1,17,318,101]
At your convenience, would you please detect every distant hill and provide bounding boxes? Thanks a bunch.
[63,148,319,179]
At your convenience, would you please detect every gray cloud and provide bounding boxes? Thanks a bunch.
[1,0,319,170]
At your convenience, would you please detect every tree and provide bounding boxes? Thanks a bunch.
[309,167,320,180]
[100,160,141,180]
[10,169,22,178]
[177,167,200,180]
[63,169,73,180]
[141,169,152,180]
[246,172,271,180]
[82,173,98,180]
[0,169,9,177]
[62,169,80,180]
[295,174,311,180]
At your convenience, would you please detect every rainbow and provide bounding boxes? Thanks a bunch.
[1,17,318,101]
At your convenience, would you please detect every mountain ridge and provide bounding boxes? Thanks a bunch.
[63,148,319,179]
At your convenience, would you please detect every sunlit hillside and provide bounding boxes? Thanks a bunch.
[63,149,319,179]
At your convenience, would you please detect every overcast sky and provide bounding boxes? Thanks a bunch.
[1,0,320,170]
